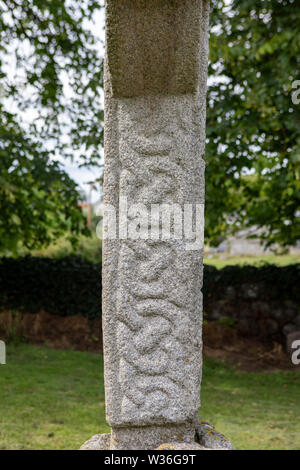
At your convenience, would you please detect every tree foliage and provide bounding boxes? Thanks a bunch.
[1,0,299,252]
[0,0,103,254]
[0,109,88,254]
[207,0,300,247]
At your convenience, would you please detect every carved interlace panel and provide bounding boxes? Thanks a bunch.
[112,96,204,425]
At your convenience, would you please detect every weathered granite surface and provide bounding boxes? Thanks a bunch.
[81,435,207,451]
[80,433,111,450]
[82,0,211,450]
[80,421,235,450]
[109,424,197,451]
[103,0,209,433]
[195,420,235,450]
[156,442,208,451]
[106,0,207,98]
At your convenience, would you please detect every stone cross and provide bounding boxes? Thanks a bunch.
[82,0,212,450]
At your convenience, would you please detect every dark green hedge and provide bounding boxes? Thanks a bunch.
[0,256,298,319]
[0,256,101,319]
[203,263,299,301]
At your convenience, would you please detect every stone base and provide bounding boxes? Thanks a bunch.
[195,421,235,450]
[80,421,235,450]
[80,433,111,450]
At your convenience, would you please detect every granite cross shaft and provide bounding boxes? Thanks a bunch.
[82,0,210,451]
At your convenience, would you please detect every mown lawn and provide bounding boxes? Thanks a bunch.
[0,344,299,450]
[204,253,300,269]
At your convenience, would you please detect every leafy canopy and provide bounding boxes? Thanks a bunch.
[207,0,300,247]
[0,0,104,254]
[1,0,299,252]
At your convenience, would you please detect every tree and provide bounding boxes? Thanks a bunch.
[0,0,104,254]
[207,0,300,247]
[1,0,299,251]
[0,108,88,254]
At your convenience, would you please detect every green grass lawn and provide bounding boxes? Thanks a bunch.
[204,253,300,269]
[0,344,299,450]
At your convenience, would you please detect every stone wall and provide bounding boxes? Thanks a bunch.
[203,264,299,345]
[0,257,298,347]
